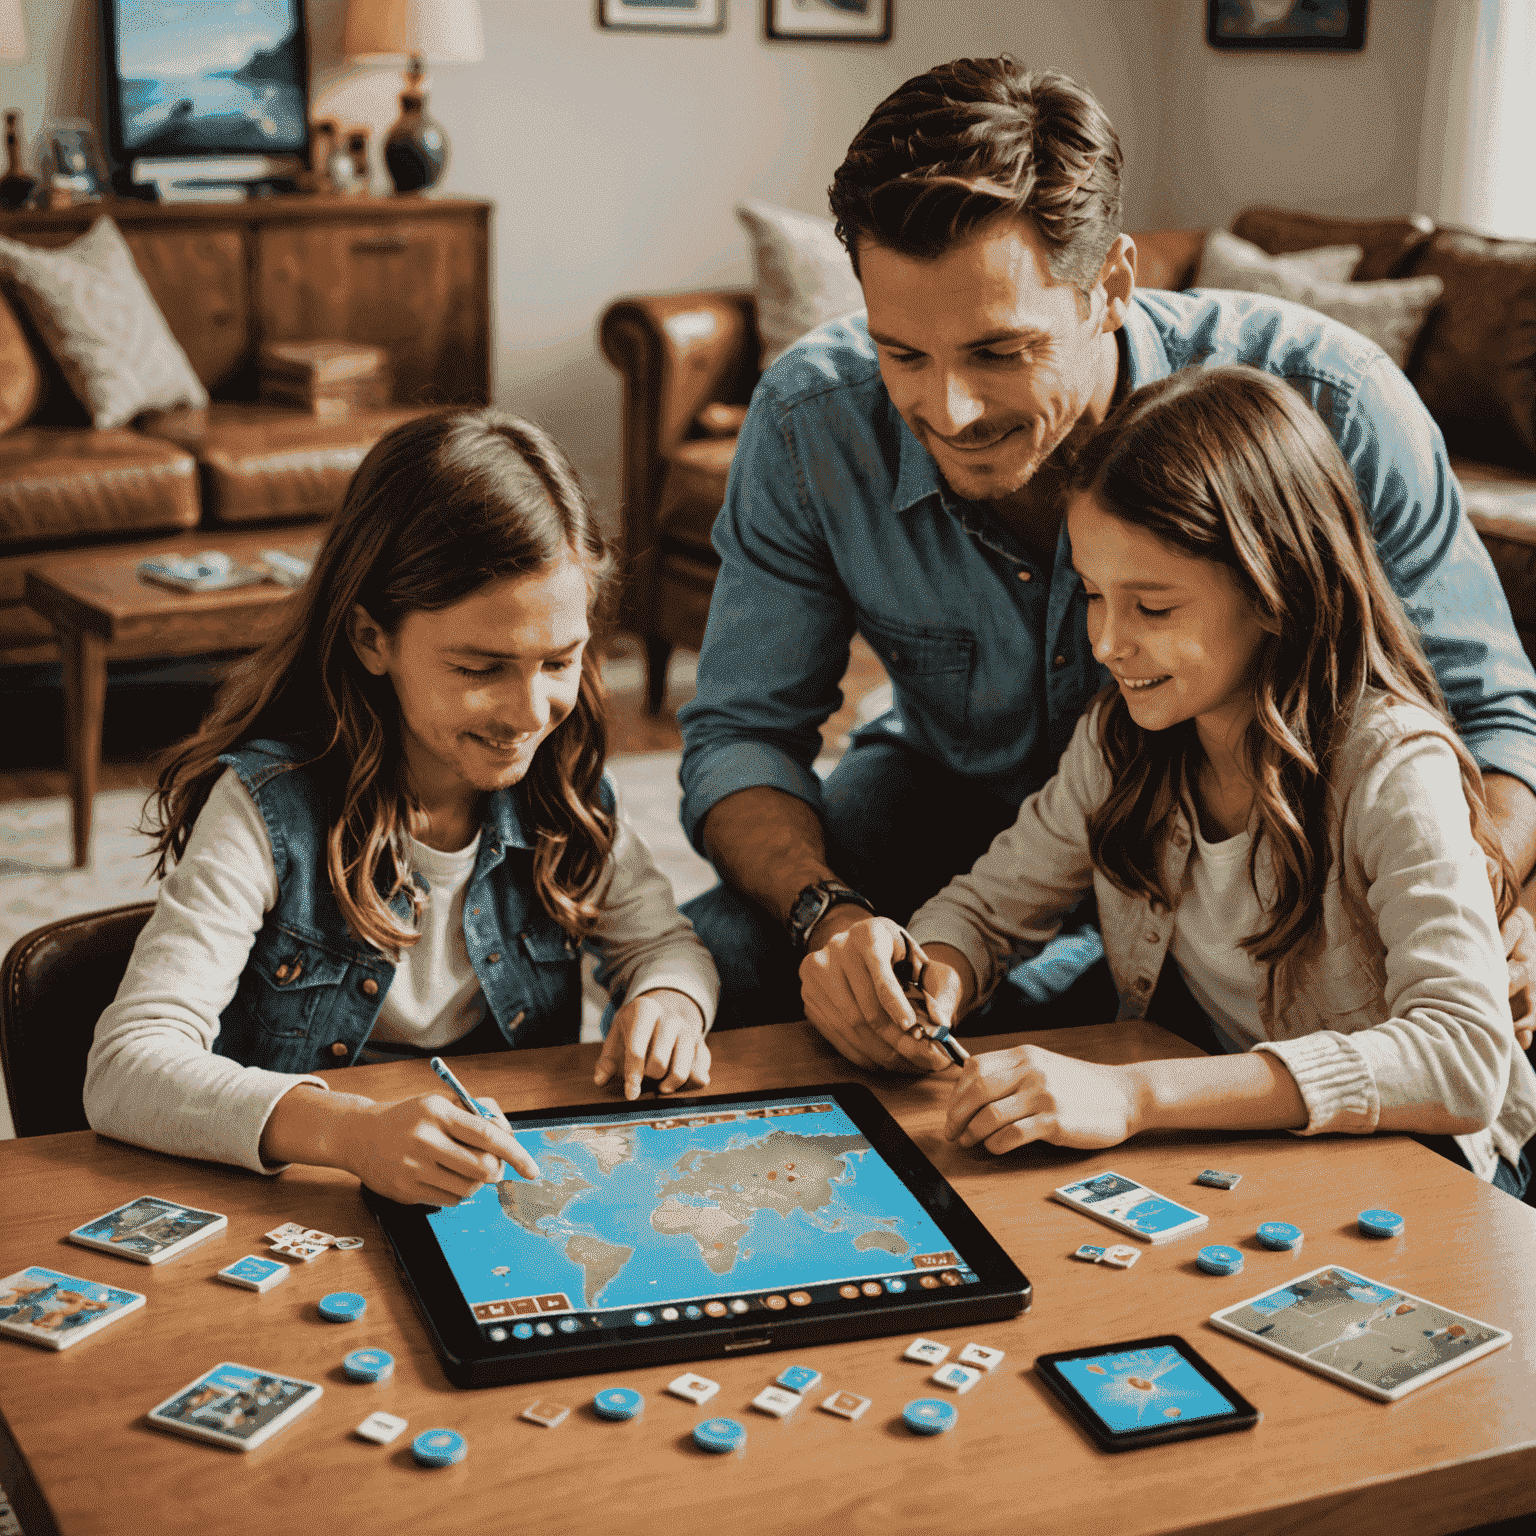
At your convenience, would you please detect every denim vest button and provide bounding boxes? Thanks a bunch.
[275,964,289,980]
[471,907,481,916]
[487,952,501,963]
[361,978,379,996]
[510,1010,525,1027]
[330,1042,348,1058]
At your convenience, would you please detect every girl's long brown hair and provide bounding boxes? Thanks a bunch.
[147,409,618,957]
[1070,365,1514,982]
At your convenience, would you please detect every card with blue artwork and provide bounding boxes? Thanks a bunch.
[216,1255,289,1292]
[1210,1264,1512,1401]
[69,1195,227,1264]
[0,1265,146,1350]
[1053,1171,1209,1244]
[146,1362,323,1450]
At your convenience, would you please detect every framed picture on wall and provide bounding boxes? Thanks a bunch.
[1207,1,1367,51]
[766,0,892,44]
[598,0,726,32]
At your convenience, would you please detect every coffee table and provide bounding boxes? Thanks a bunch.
[24,529,321,867]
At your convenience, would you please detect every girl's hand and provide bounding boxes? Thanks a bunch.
[595,988,711,1100]
[798,917,957,1073]
[944,1044,1140,1153]
[343,1092,540,1205]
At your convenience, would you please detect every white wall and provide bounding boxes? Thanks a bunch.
[0,0,1437,526]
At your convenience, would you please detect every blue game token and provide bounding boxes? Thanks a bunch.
[775,1365,821,1395]
[1256,1221,1303,1250]
[684,1305,702,1319]
[512,1322,534,1340]
[1359,1207,1405,1238]
[318,1291,367,1323]
[1197,1244,1245,1275]
[343,1348,394,1382]
[692,1417,746,1454]
[903,1398,958,1436]
[411,1428,466,1466]
[557,1317,581,1333]
[593,1387,644,1421]
[884,1278,907,1293]
[632,1310,654,1326]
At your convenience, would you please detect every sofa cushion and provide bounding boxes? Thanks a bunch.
[1131,229,1206,293]
[657,437,736,557]
[1195,229,1364,289]
[1454,456,1536,666]
[1230,207,1435,281]
[0,426,198,551]
[0,286,40,434]
[0,217,209,430]
[1407,228,1536,470]
[140,403,435,526]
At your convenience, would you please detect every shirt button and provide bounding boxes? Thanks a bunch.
[487,952,501,964]
[275,964,288,980]
[1018,569,1032,582]
[330,1042,348,1058]
[1054,654,1067,667]
[361,978,379,996]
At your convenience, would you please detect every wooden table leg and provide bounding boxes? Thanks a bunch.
[60,628,107,868]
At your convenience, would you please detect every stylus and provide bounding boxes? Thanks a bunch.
[430,1056,496,1120]
[923,1025,971,1067]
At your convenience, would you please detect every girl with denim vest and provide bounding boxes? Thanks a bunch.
[803,366,1536,1196]
[86,411,719,1205]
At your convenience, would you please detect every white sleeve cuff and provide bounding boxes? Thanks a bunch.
[1254,1033,1380,1136]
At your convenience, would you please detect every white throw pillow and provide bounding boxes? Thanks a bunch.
[1195,228,1364,288]
[1195,228,1444,369]
[735,199,865,371]
[0,216,208,429]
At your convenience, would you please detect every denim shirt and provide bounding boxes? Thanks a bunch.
[678,288,1536,850]
[214,740,599,1075]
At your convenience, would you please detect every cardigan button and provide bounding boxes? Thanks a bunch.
[330,1042,348,1058]
[1144,929,1159,944]
[487,952,501,964]
[361,978,379,996]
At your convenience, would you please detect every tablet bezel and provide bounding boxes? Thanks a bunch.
[1034,1334,1261,1451]
[364,1081,1030,1388]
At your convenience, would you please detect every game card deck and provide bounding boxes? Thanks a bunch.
[68,1196,227,1264]
[0,1266,146,1350]
[146,1363,323,1450]
[1209,1265,1512,1401]
[1053,1171,1209,1244]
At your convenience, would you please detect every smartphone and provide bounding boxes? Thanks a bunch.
[1035,1335,1260,1451]
[1052,1170,1209,1245]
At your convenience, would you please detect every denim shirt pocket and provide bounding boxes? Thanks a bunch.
[217,924,363,1071]
[506,920,582,1049]
[855,607,976,739]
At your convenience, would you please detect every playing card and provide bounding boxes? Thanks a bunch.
[0,1266,146,1350]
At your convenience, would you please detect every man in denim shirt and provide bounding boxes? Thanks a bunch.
[679,56,1536,1069]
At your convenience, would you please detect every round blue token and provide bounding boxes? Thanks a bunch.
[342,1348,394,1382]
[1256,1222,1304,1250]
[632,1310,654,1326]
[903,1398,958,1436]
[1359,1207,1404,1238]
[411,1428,466,1467]
[1197,1244,1245,1275]
[512,1322,534,1340]
[692,1417,746,1454]
[884,1278,907,1293]
[684,1305,702,1320]
[593,1387,644,1421]
[318,1291,367,1323]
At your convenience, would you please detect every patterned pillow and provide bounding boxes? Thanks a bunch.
[0,216,208,429]
[736,199,865,372]
[1195,228,1364,288]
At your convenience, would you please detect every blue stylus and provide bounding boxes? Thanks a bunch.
[429,1056,494,1120]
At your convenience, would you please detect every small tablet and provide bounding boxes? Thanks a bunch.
[1209,1264,1512,1401]
[365,1083,1030,1387]
[1052,1171,1209,1245]
[1035,1335,1260,1451]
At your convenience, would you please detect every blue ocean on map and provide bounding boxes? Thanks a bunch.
[428,1098,958,1314]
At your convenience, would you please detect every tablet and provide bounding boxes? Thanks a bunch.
[364,1083,1029,1387]
[1035,1336,1260,1451]
[1208,1264,1512,1401]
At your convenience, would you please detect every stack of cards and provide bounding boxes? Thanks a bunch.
[147,1363,323,1450]
[1,1266,145,1350]
[68,1196,227,1264]
[265,1223,334,1262]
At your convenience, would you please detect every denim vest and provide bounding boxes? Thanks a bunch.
[213,739,611,1075]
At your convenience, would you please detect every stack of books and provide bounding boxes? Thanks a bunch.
[258,341,390,418]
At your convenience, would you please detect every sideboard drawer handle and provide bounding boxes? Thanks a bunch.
[351,236,410,254]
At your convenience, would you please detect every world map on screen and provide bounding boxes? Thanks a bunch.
[428,1097,959,1316]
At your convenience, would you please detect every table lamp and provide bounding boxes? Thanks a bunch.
[342,0,484,194]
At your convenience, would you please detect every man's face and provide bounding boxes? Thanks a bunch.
[860,216,1127,506]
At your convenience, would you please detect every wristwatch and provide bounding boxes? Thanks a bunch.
[787,880,876,952]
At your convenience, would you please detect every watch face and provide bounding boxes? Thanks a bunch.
[791,886,829,936]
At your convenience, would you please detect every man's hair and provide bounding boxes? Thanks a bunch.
[828,56,1123,292]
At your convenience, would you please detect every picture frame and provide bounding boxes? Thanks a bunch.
[766,0,891,44]
[598,0,726,32]
[1207,0,1367,52]
[39,118,109,200]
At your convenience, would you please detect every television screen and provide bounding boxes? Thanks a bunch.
[104,0,310,161]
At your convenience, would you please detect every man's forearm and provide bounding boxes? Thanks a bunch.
[699,786,838,927]
[1484,770,1536,883]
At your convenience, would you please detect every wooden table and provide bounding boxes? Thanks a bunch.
[24,530,319,868]
[2,1021,1533,1536]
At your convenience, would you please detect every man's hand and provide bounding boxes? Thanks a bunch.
[594,988,711,1100]
[799,916,956,1073]
[1501,903,1536,1052]
[944,1044,1139,1154]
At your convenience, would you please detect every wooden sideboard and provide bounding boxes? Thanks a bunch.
[0,195,492,409]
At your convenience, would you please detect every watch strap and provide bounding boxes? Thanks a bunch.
[787,879,875,951]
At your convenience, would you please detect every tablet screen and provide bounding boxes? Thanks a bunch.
[1055,1343,1240,1434]
[425,1093,975,1336]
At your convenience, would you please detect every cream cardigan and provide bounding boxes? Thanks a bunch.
[909,693,1536,1182]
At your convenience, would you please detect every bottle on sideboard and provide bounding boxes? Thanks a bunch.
[0,110,37,210]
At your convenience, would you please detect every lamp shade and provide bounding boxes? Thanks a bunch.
[343,0,484,63]
[0,0,25,60]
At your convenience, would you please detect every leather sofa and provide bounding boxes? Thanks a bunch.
[598,206,1536,713]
